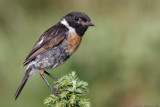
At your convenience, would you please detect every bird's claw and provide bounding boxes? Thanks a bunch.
[51,89,61,99]
[52,83,68,99]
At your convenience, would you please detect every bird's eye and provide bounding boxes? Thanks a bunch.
[74,16,79,21]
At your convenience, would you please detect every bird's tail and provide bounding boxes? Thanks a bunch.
[14,67,32,100]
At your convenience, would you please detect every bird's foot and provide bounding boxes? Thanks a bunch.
[52,83,68,99]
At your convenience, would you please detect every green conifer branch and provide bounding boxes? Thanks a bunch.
[44,71,91,107]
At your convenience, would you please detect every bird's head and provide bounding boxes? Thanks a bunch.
[60,12,94,36]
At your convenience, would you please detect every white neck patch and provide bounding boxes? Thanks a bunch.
[60,18,75,33]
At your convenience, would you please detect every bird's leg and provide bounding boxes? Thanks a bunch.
[40,70,62,99]
[44,70,58,81]
[44,71,68,92]
[44,70,59,89]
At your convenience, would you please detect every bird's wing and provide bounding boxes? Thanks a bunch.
[23,25,68,66]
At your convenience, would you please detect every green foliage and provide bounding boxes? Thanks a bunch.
[44,72,91,107]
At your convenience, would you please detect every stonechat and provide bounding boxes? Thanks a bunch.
[14,12,94,100]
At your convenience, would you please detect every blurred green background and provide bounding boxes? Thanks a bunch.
[0,0,160,107]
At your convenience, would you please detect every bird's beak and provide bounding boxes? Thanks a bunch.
[84,22,95,26]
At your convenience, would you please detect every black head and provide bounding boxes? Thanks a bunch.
[60,12,94,36]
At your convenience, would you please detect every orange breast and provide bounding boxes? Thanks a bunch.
[67,32,82,54]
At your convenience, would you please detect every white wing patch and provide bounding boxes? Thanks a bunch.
[38,39,43,45]
[38,37,44,45]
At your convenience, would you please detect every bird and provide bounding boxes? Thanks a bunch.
[14,11,94,100]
